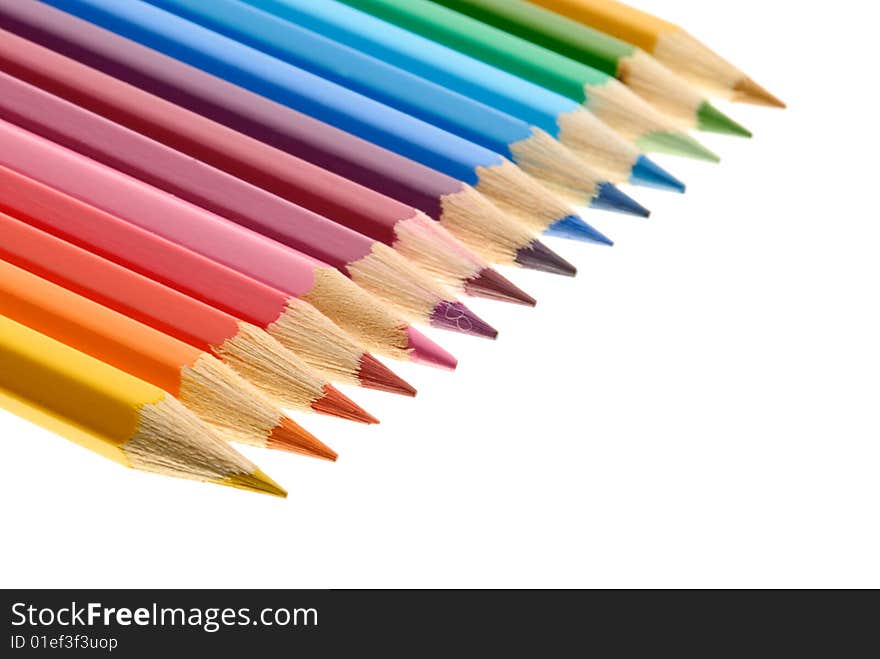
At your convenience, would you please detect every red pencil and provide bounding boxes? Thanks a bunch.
[0,119,496,342]
[0,69,533,307]
[0,163,440,388]
[0,209,376,424]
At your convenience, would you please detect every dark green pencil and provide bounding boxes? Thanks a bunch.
[431,0,750,137]
[339,0,718,161]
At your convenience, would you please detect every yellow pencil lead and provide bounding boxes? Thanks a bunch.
[222,469,288,498]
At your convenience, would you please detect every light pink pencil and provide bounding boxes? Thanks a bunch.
[0,118,489,354]
[0,68,532,309]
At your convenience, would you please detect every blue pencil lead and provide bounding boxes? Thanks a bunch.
[591,183,651,218]
[545,215,613,246]
[629,155,686,193]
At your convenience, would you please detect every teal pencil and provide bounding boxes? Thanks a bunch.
[334,0,719,161]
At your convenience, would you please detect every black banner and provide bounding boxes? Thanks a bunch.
[1,589,872,654]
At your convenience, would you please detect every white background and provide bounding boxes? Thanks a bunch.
[1,0,877,588]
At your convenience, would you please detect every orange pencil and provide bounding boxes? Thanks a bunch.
[0,256,337,460]
[0,205,377,424]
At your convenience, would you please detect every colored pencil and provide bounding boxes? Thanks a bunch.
[0,192,380,424]
[333,0,718,161]
[146,0,647,218]
[0,71,532,309]
[239,0,688,186]
[0,168,437,385]
[0,120,498,343]
[0,315,286,496]
[241,0,684,189]
[430,0,751,136]
[0,33,449,377]
[530,0,785,107]
[0,18,575,277]
[41,0,609,244]
[0,258,336,460]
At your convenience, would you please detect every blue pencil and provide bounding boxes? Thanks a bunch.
[44,0,611,244]
[146,0,648,219]
[237,0,687,192]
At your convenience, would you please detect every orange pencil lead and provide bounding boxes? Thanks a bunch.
[267,417,338,461]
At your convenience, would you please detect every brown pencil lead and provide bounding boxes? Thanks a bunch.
[734,77,786,108]
[515,239,577,277]
[267,417,338,461]
[221,469,288,498]
[358,353,417,397]
[465,268,536,307]
[313,384,380,424]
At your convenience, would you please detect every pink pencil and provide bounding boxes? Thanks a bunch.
[0,162,451,381]
[0,118,496,344]
[0,69,532,308]
[0,120,459,364]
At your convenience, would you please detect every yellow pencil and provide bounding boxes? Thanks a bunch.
[531,0,784,107]
[0,314,286,496]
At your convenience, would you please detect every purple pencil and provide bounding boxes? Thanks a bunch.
[0,0,575,276]
[0,68,534,309]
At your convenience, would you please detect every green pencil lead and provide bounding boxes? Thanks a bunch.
[698,102,752,138]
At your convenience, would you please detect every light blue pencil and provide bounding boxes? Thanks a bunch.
[147,0,651,217]
[238,0,688,191]
[45,0,612,243]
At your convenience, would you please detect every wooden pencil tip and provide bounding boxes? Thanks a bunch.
[268,417,338,461]
[734,77,786,108]
[465,268,536,307]
[358,353,417,397]
[313,384,380,424]
[222,469,288,498]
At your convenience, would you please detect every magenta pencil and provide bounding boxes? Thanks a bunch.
[0,69,532,307]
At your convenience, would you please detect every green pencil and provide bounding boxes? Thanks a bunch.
[431,0,750,138]
[339,0,718,161]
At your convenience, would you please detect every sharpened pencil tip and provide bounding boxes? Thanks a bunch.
[221,469,288,498]
[358,353,417,397]
[515,240,577,276]
[698,102,752,138]
[734,77,786,109]
[430,301,498,339]
[313,384,379,424]
[268,417,338,461]
[406,326,458,370]
[591,182,650,218]
[545,215,613,246]
[637,131,720,163]
[630,155,686,193]
[465,268,536,307]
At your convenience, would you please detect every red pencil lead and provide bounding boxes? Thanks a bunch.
[312,385,379,425]
[358,353,417,397]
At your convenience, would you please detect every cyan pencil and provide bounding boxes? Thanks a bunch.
[43,0,610,244]
[239,0,691,184]
[145,0,648,217]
